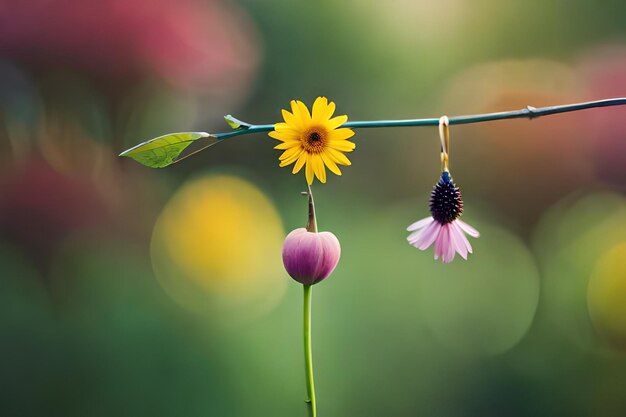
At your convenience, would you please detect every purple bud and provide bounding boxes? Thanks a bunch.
[282,228,341,285]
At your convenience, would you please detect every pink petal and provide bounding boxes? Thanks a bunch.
[433,230,441,260]
[443,225,456,263]
[407,230,421,244]
[437,224,447,262]
[407,221,431,244]
[408,220,440,249]
[457,219,480,238]
[454,221,473,254]
[407,218,430,244]
[417,221,442,250]
[434,224,448,260]
[450,222,468,260]
[407,216,433,232]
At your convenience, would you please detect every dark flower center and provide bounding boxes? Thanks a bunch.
[429,171,464,224]
[302,127,327,153]
[309,132,321,142]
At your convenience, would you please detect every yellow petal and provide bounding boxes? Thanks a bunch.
[279,146,302,161]
[320,153,342,176]
[326,114,348,130]
[318,166,327,183]
[311,154,326,183]
[295,100,312,125]
[328,128,355,141]
[328,140,356,152]
[311,97,328,122]
[290,100,300,117]
[327,148,352,166]
[269,130,299,141]
[305,157,314,185]
[274,141,300,150]
[281,109,302,129]
[279,149,303,166]
[324,101,336,120]
[274,123,300,133]
[292,152,307,174]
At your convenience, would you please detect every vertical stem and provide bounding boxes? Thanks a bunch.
[302,185,317,416]
[306,184,318,233]
[303,284,317,417]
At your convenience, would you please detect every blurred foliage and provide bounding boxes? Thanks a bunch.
[1,0,626,416]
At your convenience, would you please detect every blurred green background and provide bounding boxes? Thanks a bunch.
[1,0,626,416]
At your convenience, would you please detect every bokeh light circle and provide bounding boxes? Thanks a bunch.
[588,242,626,351]
[533,192,626,350]
[418,221,541,357]
[151,174,287,319]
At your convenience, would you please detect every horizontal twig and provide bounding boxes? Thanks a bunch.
[214,97,626,140]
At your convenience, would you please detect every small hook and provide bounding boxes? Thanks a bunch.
[439,116,450,172]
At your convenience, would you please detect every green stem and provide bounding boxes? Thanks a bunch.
[214,97,626,140]
[303,284,316,417]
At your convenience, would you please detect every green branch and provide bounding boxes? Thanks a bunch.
[303,284,316,417]
[119,97,626,168]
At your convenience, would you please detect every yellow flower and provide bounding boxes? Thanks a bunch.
[269,97,355,185]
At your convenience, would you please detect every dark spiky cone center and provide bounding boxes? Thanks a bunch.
[429,171,464,224]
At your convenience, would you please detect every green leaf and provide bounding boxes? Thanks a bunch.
[119,132,217,168]
[224,115,251,130]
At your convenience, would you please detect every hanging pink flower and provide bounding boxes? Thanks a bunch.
[407,171,479,263]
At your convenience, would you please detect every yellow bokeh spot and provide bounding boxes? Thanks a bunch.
[534,192,626,349]
[588,242,626,350]
[151,174,286,318]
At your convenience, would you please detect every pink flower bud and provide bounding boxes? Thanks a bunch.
[282,228,341,285]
